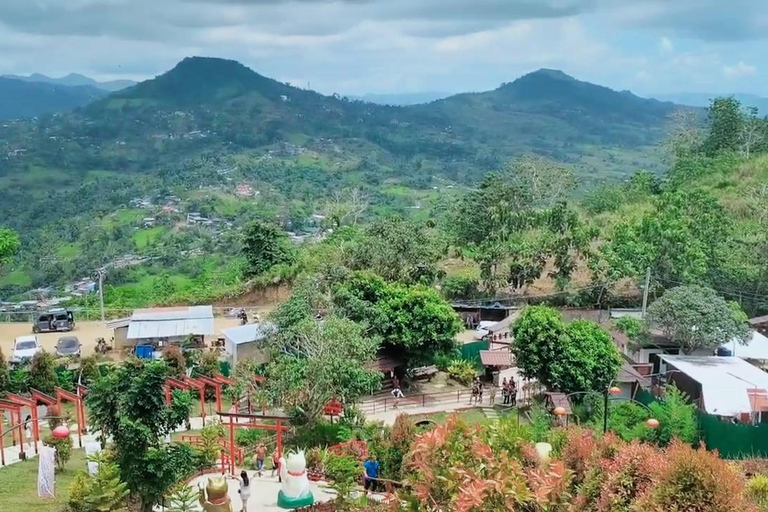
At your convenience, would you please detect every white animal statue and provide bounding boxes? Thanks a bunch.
[534,442,553,466]
[277,450,314,509]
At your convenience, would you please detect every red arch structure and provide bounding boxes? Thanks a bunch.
[5,393,40,456]
[0,399,24,466]
[217,410,290,475]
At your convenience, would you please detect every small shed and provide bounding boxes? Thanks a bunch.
[222,322,275,367]
[106,317,131,351]
[127,306,214,346]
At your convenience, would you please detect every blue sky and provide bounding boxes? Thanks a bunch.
[0,0,764,97]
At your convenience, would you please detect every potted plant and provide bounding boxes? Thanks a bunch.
[306,447,326,481]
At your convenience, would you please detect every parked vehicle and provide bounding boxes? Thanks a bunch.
[474,321,497,339]
[12,335,42,364]
[32,308,75,333]
[56,336,82,358]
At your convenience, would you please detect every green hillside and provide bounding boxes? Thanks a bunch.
[0,56,686,298]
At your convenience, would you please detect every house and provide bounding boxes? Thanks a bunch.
[235,183,255,198]
[749,315,768,335]
[486,312,519,350]
[125,305,215,347]
[142,217,156,228]
[452,301,516,329]
[222,322,276,367]
[107,317,131,351]
[659,355,768,423]
[717,331,768,369]
[614,361,651,400]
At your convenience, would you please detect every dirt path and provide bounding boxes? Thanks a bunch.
[0,317,245,357]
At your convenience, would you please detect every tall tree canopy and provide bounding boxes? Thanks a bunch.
[242,220,295,276]
[0,227,20,271]
[646,285,750,354]
[86,360,194,511]
[512,305,622,395]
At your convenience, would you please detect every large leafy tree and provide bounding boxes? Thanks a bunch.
[704,97,744,156]
[646,285,750,354]
[265,316,380,424]
[333,272,463,366]
[86,360,194,512]
[0,227,20,272]
[601,190,730,288]
[512,306,622,395]
[346,217,443,284]
[242,220,295,276]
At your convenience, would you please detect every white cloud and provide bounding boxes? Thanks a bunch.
[659,36,673,54]
[723,60,757,78]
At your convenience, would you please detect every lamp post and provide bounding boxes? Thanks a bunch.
[554,385,659,433]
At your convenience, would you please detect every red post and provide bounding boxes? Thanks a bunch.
[276,419,282,459]
[215,386,222,416]
[16,411,24,459]
[228,416,235,475]
[76,401,84,447]
[31,407,39,454]
[165,386,172,406]
[199,388,206,426]
[0,413,5,466]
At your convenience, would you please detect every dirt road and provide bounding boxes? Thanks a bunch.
[0,317,246,357]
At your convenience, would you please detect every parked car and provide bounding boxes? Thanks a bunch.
[12,335,42,364]
[32,308,75,333]
[474,321,497,339]
[56,336,81,358]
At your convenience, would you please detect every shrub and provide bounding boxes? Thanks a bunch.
[9,365,29,394]
[746,475,768,510]
[447,359,476,385]
[162,345,186,379]
[324,453,360,502]
[236,427,269,448]
[643,386,698,446]
[440,275,480,300]
[67,472,91,512]
[44,433,73,470]
[595,441,662,511]
[0,347,10,393]
[635,440,752,512]
[30,350,57,394]
[78,356,101,386]
[56,368,75,392]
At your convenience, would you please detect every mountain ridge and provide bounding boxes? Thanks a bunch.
[0,77,108,119]
[3,72,135,92]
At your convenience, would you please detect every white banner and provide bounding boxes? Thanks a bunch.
[84,441,102,476]
[38,446,56,499]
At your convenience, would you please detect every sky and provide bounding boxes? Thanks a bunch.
[0,0,766,97]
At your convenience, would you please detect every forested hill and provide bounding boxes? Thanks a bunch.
[0,56,685,296]
[0,78,107,119]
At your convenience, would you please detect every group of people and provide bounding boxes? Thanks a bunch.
[250,443,281,480]
[471,377,517,406]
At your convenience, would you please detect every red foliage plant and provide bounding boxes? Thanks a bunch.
[633,440,756,512]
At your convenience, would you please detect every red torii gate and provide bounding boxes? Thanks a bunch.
[196,374,234,416]
[183,376,208,425]
[217,410,290,476]
[6,393,40,455]
[55,387,85,448]
[0,399,24,466]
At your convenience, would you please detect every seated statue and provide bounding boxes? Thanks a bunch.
[277,450,314,509]
[198,476,232,512]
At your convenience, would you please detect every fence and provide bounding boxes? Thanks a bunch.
[0,306,264,323]
[635,387,768,459]
[460,340,489,365]
[357,389,477,415]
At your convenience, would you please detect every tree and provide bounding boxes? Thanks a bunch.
[265,316,380,424]
[0,347,9,393]
[347,217,442,284]
[242,220,295,276]
[0,227,20,271]
[322,188,369,228]
[512,306,622,395]
[739,106,766,158]
[30,350,57,394]
[661,108,703,164]
[78,452,130,512]
[165,484,199,512]
[162,345,186,379]
[506,155,577,207]
[86,360,194,511]
[704,97,744,156]
[333,272,463,366]
[646,285,750,354]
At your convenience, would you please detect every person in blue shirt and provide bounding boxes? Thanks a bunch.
[363,455,381,494]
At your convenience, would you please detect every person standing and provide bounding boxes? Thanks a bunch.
[509,379,517,406]
[254,443,267,477]
[363,455,381,494]
[232,470,251,512]
[24,414,32,449]
[489,383,497,406]
[271,448,281,482]
[477,381,484,404]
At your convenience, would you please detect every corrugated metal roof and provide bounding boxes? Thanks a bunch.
[127,306,214,339]
[222,322,276,345]
[660,355,768,417]
[480,350,513,367]
[106,317,130,329]
[616,362,650,386]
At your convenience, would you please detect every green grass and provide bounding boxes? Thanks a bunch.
[101,209,144,229]
[410,408,489,426]
[132,226,166,250]
[0,449,86,512]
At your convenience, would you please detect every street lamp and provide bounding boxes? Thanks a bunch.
[553,384,659,434]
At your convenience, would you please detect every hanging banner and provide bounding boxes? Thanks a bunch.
[84,441,102,476]
[38,445,56,499]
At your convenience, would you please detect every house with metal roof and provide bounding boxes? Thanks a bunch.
[222,322,276,367]
[660,355,768,423]
[126,305,215,345]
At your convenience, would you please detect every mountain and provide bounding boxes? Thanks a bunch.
[651,92,768,114]
[3,72,136,92]
[0,77,108,119]
[350,92,450,105]
[0,57,685,294]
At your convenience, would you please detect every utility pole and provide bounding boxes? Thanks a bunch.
[96,269,106,322]
[641,267,651,319]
